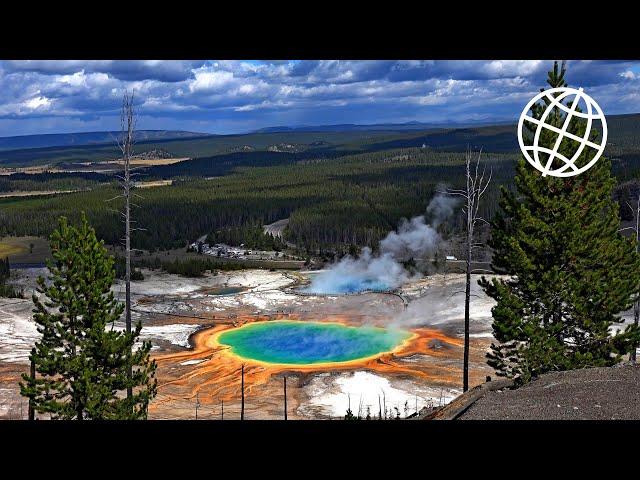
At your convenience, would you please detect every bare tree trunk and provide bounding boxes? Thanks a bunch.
[125,150,132,400]
[633,302,639,363]
[28,357,35,420]
[283,376,287,420]
[464,220,471,392]
[382,390,386,420]
[463,156,472,392]
[633,195,640,363]
[445,148,491,393]
[240,364,245,420]
[118,92,136,402]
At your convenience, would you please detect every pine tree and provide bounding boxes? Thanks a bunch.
[20,214,157,419]
[479,61,640,382]
[0,257,10,282]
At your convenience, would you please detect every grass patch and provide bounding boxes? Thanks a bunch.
[0,236,50,264]
[0,241,27,257]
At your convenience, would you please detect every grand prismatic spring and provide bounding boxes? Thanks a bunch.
[215,320,412,365]
[148,311,488,419]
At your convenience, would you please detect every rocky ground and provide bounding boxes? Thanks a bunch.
[459,363,640,420]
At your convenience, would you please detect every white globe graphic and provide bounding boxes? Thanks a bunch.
[517,87,607,178]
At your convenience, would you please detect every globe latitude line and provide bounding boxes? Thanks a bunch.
[542,87,603,175]
[543,91,605,120]
[541,88,583,176]
[531,89,574,173]
[518,86,607,178]
[522,116,602,151]
[522,145,578,171]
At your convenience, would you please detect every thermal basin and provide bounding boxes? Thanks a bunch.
[216,320,411,365]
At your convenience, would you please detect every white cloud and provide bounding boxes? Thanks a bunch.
[189,70,234,93]
[237,84,255,94]
[418,94,448,106]
[57,70,87,87]
[0,60,638,135]
[483,60,543,77]
[23,95,51,110]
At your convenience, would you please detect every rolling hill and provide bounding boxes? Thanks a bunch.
[253,119,511,133]
[0,130,413,167]
[1,113,638,169]
[0,130,208,152]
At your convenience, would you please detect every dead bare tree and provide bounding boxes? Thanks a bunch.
[28,354,35,420]
[118,91,136,401]
[283,376,288,420]
[620,192,640,363]
[109,91,148,401]
[631,196,639,363]
[240,363,245,420]
[444,148,492,392]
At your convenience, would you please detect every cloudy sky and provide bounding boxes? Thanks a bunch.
[1,60,639,137]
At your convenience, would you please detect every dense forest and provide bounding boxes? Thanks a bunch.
[0,148,516,252]
[119,254,300,277]
[0,172,111,192]
[2,113,640,255]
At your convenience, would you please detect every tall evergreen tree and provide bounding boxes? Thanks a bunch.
[20,214,157,419]
[480,61,640,382]
[0,257,10,282]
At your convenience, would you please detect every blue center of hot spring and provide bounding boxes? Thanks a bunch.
[217,321,410,364]
[303,277,391,294]
[330,278,390,294]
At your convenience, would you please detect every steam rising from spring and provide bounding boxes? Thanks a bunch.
[304,193,459,294]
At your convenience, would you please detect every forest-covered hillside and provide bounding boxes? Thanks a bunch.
[0,129,415,167]
[2,113,640,254]
[1,113,636,168]
[0,149,516,252]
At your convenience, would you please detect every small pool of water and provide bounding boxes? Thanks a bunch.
[216,320,411,365]
[201,286,247,296]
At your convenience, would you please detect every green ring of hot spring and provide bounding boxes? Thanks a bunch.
[216,320,411,365]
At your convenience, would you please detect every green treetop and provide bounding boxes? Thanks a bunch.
[20,214,157,419]
[479,61,640,382]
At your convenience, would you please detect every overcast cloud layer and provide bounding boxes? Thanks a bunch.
[0,60,639,136]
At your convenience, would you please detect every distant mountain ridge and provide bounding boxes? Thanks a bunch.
[2,112,639,168]
[253,120,513,133]
[0,130,210,151]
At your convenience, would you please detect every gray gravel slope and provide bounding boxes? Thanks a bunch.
[461,364,640,420]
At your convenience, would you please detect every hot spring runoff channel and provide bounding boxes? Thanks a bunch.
[216,320,411,365]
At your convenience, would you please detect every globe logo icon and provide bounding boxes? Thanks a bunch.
[517,87,607,177]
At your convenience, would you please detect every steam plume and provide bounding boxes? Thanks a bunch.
[304,192,459,294]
